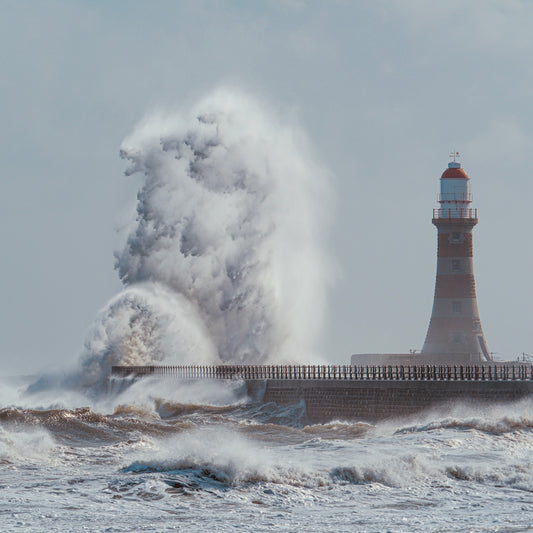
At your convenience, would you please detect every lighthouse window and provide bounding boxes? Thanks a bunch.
[448,232,464,244]
[453,332,463,343]
[452,259,461,272]
[452,301,462,314]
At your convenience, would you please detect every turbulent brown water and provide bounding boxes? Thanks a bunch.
[1,375,533,532]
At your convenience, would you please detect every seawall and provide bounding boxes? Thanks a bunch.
[111,364,533,423]
[247,379,533,422]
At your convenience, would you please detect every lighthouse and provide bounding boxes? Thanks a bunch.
[351,154,493,366]
[421,154,491,362]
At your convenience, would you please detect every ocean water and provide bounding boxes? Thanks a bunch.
[1,375,533,533]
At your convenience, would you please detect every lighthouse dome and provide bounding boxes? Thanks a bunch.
[441,161,469,180]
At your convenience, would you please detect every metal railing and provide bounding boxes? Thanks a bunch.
[111,364,533,382]
[433,208,477,219]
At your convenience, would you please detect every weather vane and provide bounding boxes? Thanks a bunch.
[449,151,460,162]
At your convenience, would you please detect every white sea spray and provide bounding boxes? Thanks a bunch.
[78,87,333,390]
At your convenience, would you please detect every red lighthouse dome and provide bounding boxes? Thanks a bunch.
[441,164,469,180]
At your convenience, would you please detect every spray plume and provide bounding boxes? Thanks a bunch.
[80,88,332,388]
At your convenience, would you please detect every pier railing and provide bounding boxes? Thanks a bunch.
[111,364,533,382]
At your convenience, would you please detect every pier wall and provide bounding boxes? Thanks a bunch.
[111,364,533,423]
[247,379,533,422]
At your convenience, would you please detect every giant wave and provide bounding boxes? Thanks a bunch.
[79,88,333,391]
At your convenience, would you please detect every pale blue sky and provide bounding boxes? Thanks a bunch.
[1,0,532,374]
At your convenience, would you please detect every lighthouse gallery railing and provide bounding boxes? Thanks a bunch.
[433,208,478,219]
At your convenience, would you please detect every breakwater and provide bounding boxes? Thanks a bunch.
[111,364,533,422]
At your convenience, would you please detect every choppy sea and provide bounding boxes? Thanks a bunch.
[1,375,532,532]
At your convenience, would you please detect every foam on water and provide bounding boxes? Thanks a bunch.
[0,425,56,464]
[1,395,533,532]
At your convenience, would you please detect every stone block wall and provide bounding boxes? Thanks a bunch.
[247,379,533,423]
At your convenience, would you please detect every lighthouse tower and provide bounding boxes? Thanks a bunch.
[421,154,491,362]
